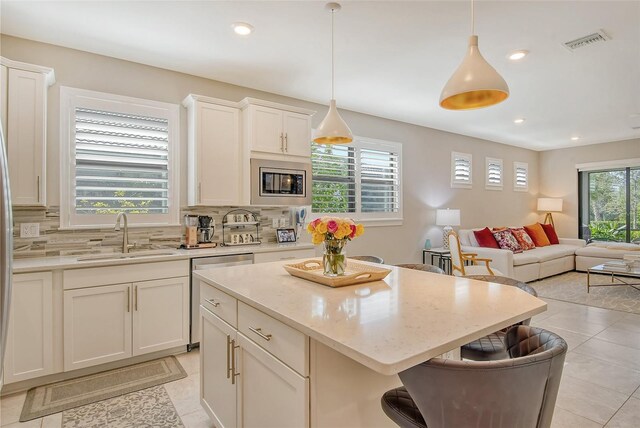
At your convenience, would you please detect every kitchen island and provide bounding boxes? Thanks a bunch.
[195,260,546,428]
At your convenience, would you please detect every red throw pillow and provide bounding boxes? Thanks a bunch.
[540,223,560,245]
[473,227,500,248]
[524,223,551,247]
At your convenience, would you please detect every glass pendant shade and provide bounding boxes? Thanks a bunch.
[440,35,509,110]
[313,99,353,144]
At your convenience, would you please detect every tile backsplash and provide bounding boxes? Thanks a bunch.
[12,206,293,258]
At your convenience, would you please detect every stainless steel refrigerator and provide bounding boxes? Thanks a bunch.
[0,124,13,389]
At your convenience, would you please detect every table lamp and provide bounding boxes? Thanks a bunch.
[436,209,461,249]
[537,198,563,228]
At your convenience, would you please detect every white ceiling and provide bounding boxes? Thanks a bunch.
[1,0,639,151]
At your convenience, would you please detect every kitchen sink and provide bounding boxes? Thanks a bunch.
[76,250,177,262]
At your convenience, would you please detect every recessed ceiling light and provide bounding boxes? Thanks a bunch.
[508,50,529,61]
[513,118,526,124]
[571,136,580,141]
[232,22,254,36]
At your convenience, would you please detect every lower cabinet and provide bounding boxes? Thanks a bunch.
[64,277,189,371]
[237,334,309,428]
[201,306,237,428]
[200,304,309,428]
[3,272,55,384]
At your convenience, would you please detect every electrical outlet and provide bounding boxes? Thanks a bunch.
[272,218,279,228]
[20,223,40,238]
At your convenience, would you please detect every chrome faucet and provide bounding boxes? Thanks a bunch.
[114,212,135,253]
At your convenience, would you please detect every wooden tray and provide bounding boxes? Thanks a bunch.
[283,259,391,288]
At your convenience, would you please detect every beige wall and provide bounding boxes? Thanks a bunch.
[539,138,640,238]
[1,35,540,263]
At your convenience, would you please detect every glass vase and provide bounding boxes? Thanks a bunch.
[323,239,347,277]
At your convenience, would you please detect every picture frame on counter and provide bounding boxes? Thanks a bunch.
[276,228,297,243]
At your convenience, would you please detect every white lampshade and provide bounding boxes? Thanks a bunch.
[436,209,461,226]
[537,198,563,212]
[313,99,353,144]
[440,36,509,110]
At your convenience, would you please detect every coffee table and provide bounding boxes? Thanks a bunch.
[587,264,640,293]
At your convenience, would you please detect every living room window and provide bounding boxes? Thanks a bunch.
[311,136,402,224]
[579,167,640,243]
[60,87,180,228]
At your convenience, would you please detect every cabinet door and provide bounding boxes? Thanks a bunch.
[237,334,309,428]
[282,111,311,157]
[200,306,237,428]
[64,283,132,371]
[191,102,241,205]
[133,277,189,356]
[3,272,54,384]
[7,68,46,206]
[250,105,284,154]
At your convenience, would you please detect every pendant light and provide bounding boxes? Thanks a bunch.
[314,2,353,145]
[439,0,509,110]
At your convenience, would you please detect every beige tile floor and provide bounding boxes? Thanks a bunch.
[2,297,640,427]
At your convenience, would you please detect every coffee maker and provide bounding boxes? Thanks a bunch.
[198,216,214,243]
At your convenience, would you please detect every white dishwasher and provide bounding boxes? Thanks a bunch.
[189,253,253,350]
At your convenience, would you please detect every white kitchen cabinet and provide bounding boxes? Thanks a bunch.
[64,283,132,371]
[2,272,55,384]
[253,248,316,264]
[184,95,241,206]
[237,333,309,428]
[133,277,189,356]
[0,57,55,206]
[200,306,238,428]
[241,99,314,159]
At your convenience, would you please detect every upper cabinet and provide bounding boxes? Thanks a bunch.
[0,57,55,206]
[240,98,314,160]
[183,95,241,206]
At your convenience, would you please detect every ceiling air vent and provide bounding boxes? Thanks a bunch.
[563,30,610,51]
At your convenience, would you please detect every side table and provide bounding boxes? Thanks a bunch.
[422,248,452,274]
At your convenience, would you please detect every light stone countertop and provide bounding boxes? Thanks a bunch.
[12,242,315,273]
[194,260,547,375]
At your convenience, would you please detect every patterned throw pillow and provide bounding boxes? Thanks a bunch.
[510,227,536,250]
[492,229,523,253]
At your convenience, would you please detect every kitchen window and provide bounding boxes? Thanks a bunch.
[311,136,402,225]
[60,87,180,228]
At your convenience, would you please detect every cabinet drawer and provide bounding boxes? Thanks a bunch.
[63,260,189,290]
[200,282,238,328]
[253,248,315,264]
[238,301,308,376]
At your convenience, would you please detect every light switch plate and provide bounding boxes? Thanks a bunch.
[20,223,40,238]
[272,218,279,228]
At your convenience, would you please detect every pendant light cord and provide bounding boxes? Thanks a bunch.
[471,0,475,35]
[331,7,335,99]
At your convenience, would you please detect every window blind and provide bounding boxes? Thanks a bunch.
[514,162,529,191]
[74,107,170,215]
[360,147,399,213]
[451,152,472,188]
[486,157,503,189]
[311,143,356,213]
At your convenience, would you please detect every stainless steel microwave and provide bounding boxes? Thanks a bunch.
[250,159,311,206]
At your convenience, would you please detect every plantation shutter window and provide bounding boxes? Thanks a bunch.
[311,137,403,223]
[514,162,529,191]
[60,87,180,228]
[485,157,503,190]
[451,152,473,188]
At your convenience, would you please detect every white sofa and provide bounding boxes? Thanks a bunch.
[576,241,640,271]
[458,229,587,283]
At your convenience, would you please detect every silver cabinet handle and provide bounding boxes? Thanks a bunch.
[249,327,272,341]
[127,286,130,312]
[134,285,138,311]
[226,334,232,379]
[231,339,240,384]
[284,133,288,152]
[198,182,202,202]
[37,175,40,203]
[205,298,220,307]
